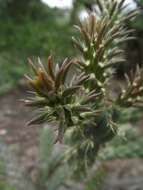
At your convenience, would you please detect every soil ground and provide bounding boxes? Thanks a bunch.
[0,87,40,170]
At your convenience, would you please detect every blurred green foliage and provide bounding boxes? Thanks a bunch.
[0,182,16,190]
[0,0,75,94]
[84,168,106,190]
[0,18,74,57]
[132,0,143,29]
[118,108,143,123]
[99,124,143,160]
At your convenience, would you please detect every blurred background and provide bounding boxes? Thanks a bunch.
[0,0,143,190]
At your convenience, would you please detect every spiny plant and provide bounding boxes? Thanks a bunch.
[24,0,142,177]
